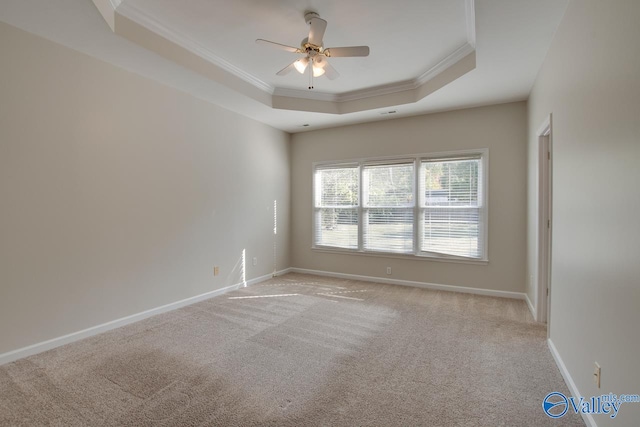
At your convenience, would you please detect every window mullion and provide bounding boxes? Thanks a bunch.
[414,158,420,255]
[358,163,364,251]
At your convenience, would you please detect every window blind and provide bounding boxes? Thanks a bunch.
[421,158,483,258]
[314,166,359,249]
[363,162,414,253]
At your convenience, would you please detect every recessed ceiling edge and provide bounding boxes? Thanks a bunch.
[90,0,477,115]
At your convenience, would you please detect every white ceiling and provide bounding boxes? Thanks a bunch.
[123,0,470,94]
[0,0,568,133]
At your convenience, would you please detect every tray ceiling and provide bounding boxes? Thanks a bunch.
[0,0,569,132]
[93,0,477,114]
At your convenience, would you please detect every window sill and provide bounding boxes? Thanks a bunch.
[311,247,489,266]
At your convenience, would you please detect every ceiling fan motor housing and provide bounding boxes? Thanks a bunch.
[304,11,320,25]
[301,38,322,55]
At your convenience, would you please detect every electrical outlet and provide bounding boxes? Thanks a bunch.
[386,267,392,275]
[253,257,257,266]
[594,362,601,388]
[214,266,219,276]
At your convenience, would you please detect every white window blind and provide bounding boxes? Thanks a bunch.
[421,157,483,259]
[363,162,414,253]
[314,166,359,249]
[312,150,487,262]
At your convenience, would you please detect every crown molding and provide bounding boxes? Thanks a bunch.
[272,42,474,105]
[465,0,476,47]
[273,88,338,102]
[91,0,118,31]
[273,79,417,104]
[116,2,274,94]
[415,42,475,87]
[338,80,418,103]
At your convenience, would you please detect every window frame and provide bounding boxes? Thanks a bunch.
[313,162,360,250]
[312,149,489,263]
[361,160,416,254]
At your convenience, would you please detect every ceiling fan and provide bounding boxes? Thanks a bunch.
[256,11,370,89]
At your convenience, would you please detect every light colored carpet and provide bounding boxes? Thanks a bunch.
[0,273,584,426]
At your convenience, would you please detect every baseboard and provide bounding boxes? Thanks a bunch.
[272,267,292,277]
[525,293,537,321]
[547,338,597,427]
[289,268,526,300]
[0,270,288,366]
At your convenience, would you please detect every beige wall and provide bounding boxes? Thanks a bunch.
[0,22,290,355]
[291,102,527,293]
[527,1,640,425]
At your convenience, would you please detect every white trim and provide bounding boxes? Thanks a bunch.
[290,268,526,300]
[415,43,475,87]
[480,146,489,262]
[548,339,598,427]
[273,80,418,103]
[311,247,488,265]
[273,88,339,102]
[116,2,274,94]
[274,80,414,103]
[537,114,552,137]
[271,267,292,277]
[465,0,476,47]
[91,0,118,31]
[338,80,418,103]
[0,269,289,366]
[537,114,553,327]
[525,293,536,321]
[242,271,272,286]
[273,89,324,101]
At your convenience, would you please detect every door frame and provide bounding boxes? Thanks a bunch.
[537,114,553,328]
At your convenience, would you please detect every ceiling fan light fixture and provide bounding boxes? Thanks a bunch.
[312,56,326,76]
[294,57,309,74]
[312,66,325,77]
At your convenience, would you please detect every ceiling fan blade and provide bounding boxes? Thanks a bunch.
[323,60,340,80]
[256,39,301,53]
[324,46,370,57]
[276,60,298,76]
[308,17,327,46]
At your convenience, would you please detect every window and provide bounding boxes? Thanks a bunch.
[313,150,487,262]
[363,162,414,253]
[420,157,483,259]
[314,165,359,249]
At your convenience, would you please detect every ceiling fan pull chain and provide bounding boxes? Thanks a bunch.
[309,62,314,90]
